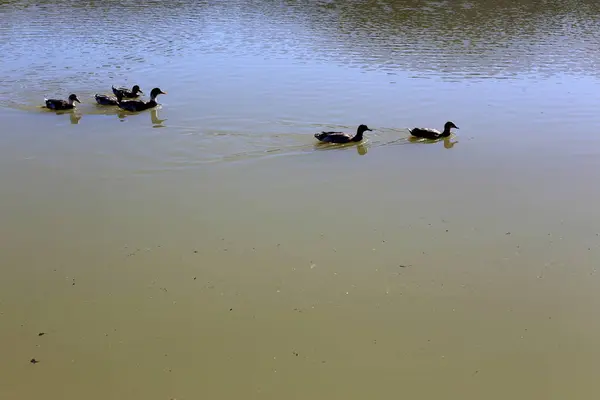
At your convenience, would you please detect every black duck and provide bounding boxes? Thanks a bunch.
[112,84,143,99]
[94,94,119,106]
[44,94,80,110]
[117,87,166,112]
[314,124,372,144]
[409,121,459,140]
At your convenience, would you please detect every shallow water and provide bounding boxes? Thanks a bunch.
[1,1,600,399]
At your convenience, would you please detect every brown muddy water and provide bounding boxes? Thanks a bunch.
[1,0,600,399]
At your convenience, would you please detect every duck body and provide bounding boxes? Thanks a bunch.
[112,85,143,99]
[94,94,119,106]
[409,121,459,140]
[315,124,372,144]
[45,94,80,110]
[118,98,157,112]
[408,127,446,140]
[116,87,166,112]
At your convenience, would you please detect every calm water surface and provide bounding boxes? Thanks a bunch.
[1,1,600,399]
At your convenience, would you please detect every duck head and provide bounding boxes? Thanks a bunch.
[445,121,459,130]
[132,85,143,95]
[68,94,81,104]
[352,124,372,141]
[150,88,167,100]
[357,124,373,134]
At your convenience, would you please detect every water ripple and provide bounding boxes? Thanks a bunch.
[1,0,600,165]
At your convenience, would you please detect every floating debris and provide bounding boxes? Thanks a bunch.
[38,332,45,337]
[30,358,39,364]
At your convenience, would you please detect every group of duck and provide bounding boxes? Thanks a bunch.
[315,121,459,143]
[44,85,457,142]
[43,84,166,112]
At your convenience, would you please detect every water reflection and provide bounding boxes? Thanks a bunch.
[443,137,458,149]
[69,111,81,125]
[285,0,600,79]
[49,109,82,124]
[313,141,369,156]
[88,106,129,121]
[92,105,165,126]
[2,0,599,107]
[150,108,166,128]
[0,0,599,163]
[356,143,367,155]
[117,108,167,127]
[407,135,458,149]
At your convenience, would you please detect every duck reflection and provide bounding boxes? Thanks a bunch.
[54,110,82,124]
[356,143,367,155]
[313,141,369,156]
[408,135,458,149]
[117,110,128,120]
[151,108,167,128]
[112,107,166,127]
[443,137,458,149]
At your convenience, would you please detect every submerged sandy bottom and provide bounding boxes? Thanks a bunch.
[1,117,599,399]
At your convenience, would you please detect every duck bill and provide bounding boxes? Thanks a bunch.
[75,99,81,103]
[161,91,167,95]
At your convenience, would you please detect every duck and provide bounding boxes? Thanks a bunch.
[44,94,80,110]
[117,87,166,112]
[112,84,143,99]
[94,93,119,106]
[314,124,372,144]
[409,121,459,140]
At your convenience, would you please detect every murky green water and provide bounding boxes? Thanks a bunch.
[1,1,600,399]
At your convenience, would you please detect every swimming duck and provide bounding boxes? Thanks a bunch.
[117,87,166,112]
[409,121,459,140]
[44,94,80,110]
[94,93,119,106]
[314,124,372,144]
[112,85,143,99]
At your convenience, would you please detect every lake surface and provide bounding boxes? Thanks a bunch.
[1,0,600,398]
